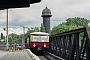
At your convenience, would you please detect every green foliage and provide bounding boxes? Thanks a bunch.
[8,36,13,42]
[66,17,89,27]
[34,27,40,32]
[25,27,40,43]
[0,33,5,40]
[0,33,5,42]
[1,33,3,39]
[25,23,46,43]
[40,23,45,32]
[8,33,21,42]
[50,17,89,35]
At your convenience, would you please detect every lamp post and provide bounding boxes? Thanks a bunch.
[6,9,9,51]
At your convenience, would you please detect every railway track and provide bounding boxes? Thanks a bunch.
[37,54,56,60]
[34,52,48,60]
[38,56,47,60]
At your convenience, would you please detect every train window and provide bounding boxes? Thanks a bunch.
[31,36,49,42]
[41,36,47,42]
[32,36,39,42]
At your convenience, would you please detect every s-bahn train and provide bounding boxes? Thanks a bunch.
[26,32,49,53]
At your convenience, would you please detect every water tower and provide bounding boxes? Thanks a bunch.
[41,6,52,34]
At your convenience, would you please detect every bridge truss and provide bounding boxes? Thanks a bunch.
[48,27,90,60]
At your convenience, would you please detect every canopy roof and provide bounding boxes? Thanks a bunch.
[0,0,41,10]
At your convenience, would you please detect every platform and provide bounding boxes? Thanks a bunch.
[0,49,40,60]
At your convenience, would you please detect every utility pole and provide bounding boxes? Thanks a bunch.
[6,9,9,51]
[20,26,25,49]
[20,26,29,49]
[22,26,25,49]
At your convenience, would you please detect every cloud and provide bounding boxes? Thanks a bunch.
[0,0,90,35]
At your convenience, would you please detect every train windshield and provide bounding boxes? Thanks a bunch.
[31,35,49,42]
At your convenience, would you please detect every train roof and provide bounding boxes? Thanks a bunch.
[30,32,49,35]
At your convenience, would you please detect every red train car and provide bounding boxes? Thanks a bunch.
[29,32,49,53]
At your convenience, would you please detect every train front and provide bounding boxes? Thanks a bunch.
[29,32,49,53]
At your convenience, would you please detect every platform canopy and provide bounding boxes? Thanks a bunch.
[0,0,41,10]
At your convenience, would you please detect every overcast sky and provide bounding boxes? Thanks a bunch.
[0,0,90,35]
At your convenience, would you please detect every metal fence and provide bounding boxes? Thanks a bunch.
[49,27,90,60]
[0,42,23,50]
[0,42,6,50]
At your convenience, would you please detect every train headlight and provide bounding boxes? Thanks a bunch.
[44,44,46,47]
[33,43,36,47]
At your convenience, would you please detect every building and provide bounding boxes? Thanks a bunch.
[41,6,52,34]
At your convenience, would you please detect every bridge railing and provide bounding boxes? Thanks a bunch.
[49,27,90,60]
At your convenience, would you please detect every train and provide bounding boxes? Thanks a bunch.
[26,32,49,53]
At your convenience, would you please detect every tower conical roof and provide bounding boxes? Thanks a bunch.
[41,6,52,17]
[42,6,51,13]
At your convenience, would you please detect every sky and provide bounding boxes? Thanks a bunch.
[0,0,90,35]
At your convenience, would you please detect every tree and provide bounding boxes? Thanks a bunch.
[8,33,22,42]
[40,23,45,32]
[51,23,71,35]
[8,36,13,42]
[66,17,89,27]
[50,17,89,35]
[25,25,45,43]
[33,27,40,32]
[1,33,3,39]
[25,27,38,43]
